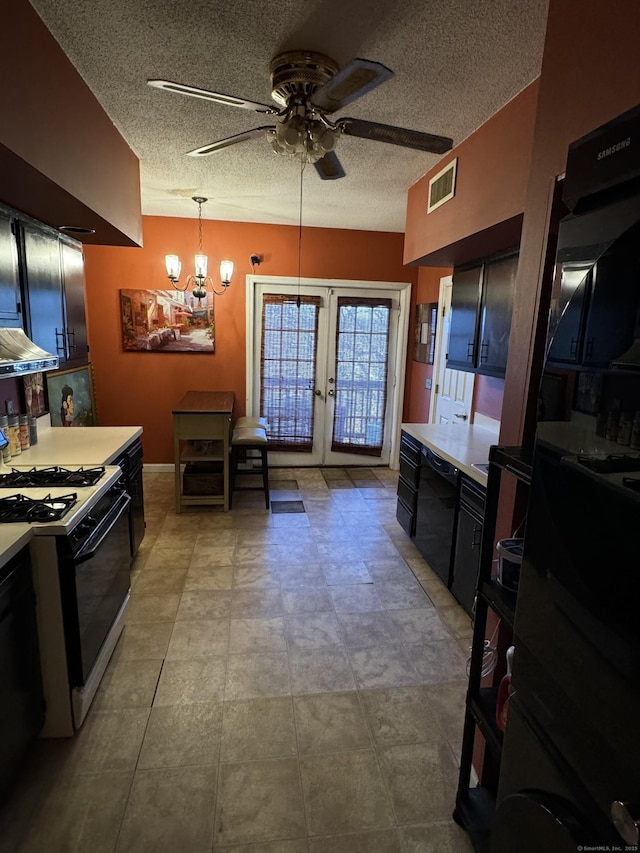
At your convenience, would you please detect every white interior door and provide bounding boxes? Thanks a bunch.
[251,279,407,467]
[430,275,475,425]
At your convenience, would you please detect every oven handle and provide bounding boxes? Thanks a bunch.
[74,491,131,564]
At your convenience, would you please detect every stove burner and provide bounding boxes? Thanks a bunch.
[0,493,78,523]
[0,466,105,488]
[577,454,640,474]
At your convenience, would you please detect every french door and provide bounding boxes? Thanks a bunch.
[249,279,410,467]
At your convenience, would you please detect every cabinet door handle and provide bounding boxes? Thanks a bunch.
[585,337,593,359]
[66,328,76,352]
[466,340,474,361]
[570,336,578,359]
[55,329,66,355]
[471,524,482,548]
[480,340,489,363]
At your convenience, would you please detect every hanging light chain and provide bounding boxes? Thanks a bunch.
[297,159,305,308]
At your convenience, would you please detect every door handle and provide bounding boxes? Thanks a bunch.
[327,389,335,397]
[454,413,468,420]
[314,389,323,397]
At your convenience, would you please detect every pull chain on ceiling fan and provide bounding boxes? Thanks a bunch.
[148,50,453,181]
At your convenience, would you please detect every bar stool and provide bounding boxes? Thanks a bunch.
[230,419,270,509]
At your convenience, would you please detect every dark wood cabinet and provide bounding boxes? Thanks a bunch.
[451,476,485,617]
[448,253,518,378]
[478,256,518,375]
[448,267,483,369]
[395,431,422,536]
[20,221,88,366]
[0,211,23,328]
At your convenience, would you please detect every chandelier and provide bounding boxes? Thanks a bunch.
[165,196,234,298]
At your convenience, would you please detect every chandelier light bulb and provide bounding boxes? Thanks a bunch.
[165,254,181,282]
[195,253,208,278]
[220,260,234,285]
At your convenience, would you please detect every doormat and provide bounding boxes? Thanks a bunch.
[270,500,306,514]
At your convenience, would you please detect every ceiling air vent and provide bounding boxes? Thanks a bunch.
[427,158,457,213]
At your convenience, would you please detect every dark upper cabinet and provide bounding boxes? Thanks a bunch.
[0,211,23,327]
[478,254,518,375]
[447,267,483,369]
[59,239,88,365]
[448,252,518,377]
[20,220,88,366]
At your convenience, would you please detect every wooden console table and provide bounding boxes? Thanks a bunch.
[172,390,234,513]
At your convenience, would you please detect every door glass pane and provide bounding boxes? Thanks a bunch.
[260,294,320,451]
[332,296,392,456]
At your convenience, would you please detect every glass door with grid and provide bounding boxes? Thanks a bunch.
[254,283,399,467]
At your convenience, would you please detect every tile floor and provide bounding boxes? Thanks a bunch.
[0,467,475,852]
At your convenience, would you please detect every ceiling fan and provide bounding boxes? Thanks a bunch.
[148,50,453,180]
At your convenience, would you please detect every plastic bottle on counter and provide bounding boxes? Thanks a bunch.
[0,414,11,462]
[28,416,38,446]
[19,414,30,451]
[8,414,21,457]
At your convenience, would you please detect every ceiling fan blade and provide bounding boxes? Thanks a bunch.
[187,127,276,157]
[337,117,453,154]
[148,79,275,114]
[314,151,346,180]
[310,58,393,113]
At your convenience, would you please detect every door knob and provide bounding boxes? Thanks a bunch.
[454,413,468,420]
[612,801,640,845]
[327,389,335,397]
[328,377,335,384]
[314,389,322,397]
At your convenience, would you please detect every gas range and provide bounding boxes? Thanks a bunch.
[0,464,123,534]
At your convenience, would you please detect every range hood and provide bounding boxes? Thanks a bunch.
[0,328,59,377]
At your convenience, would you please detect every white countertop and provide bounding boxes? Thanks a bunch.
[401,422,501,485]
[12,425,142,466]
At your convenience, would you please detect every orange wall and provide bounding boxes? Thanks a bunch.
[1,1,141,246]
[404,81,539,266]
[84,216,416,463]
[501,0,640,446]
[404,266,450,422]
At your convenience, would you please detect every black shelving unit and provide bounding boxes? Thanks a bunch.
[453,445,532,852]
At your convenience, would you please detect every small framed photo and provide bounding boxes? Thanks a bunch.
[22,372,47,417]
[414,302,438,364]
[45,364,98,427]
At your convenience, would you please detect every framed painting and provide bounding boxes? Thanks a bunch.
[22,372,47,417]
[120,289,215,353]
[46,364,97,427]
[414,302,437,364]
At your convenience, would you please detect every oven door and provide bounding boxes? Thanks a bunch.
[58,489,131,688]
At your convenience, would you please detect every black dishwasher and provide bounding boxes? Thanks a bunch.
[0,549,44,801]
[413,446,459,585]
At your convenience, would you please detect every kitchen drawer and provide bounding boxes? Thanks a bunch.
[460,475,486,516]
[399,452,421,488]
[400,431,422,465]
[396,475,418,511]
[396,497,415,537]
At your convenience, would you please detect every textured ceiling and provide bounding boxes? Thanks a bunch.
[29,0,549,232]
